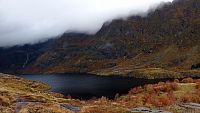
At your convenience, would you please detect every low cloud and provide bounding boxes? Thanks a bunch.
[0,0,173,47]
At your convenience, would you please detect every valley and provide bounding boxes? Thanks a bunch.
[0,0,200,113]
[0,0,200,79]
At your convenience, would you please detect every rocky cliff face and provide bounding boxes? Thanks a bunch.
[0,0,200,77]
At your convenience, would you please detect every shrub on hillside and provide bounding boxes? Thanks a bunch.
[195,79,200,89]
[181,78,194,83]
[151,82,178,92]
[181,93,200,103]
[129,82,178,95]
[129,86,144,95]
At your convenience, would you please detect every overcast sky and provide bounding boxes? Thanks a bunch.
[0,0,173,47]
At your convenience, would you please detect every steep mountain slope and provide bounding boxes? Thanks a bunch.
[0,0,200,77]
[0,40,54,74]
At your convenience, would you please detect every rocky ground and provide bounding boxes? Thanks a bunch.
[0,73,200,113]
[0,73,82,113]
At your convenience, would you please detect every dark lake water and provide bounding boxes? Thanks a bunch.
[18,74,171,100]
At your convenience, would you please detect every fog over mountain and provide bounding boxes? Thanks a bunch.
[0,0,173,47]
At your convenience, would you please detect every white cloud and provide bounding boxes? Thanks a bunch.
[0,0,173,47]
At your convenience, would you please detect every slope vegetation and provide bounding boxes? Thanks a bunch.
[0,0,200,78]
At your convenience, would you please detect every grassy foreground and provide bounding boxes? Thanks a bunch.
[0,73,200,113]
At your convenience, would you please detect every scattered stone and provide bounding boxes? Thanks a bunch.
[60,104,80,112]
[179,103,200,109]
[129,107,172,113]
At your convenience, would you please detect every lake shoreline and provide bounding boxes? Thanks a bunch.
[17,73,179,100]
[17,73,200,100]
[1,73,200,113]
[18,68,200,79]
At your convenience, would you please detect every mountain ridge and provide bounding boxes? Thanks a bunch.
[0,0,200,78]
